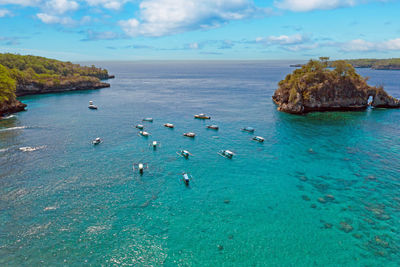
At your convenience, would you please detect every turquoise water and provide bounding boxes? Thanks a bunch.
[0,61,399,266]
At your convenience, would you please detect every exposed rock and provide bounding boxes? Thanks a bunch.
[317,197,326,203]
[0,98,26,116]
[273,59,400,114]
[352,233,362,239]
[339,221,353,233]
[325,194,335,201]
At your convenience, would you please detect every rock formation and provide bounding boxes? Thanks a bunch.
[0,98,26,117]
[273,59,400,114]
[16,79,110,97]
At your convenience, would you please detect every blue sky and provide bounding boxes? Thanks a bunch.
[1,0,400,61]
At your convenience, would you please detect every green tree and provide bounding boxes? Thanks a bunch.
[0,64,16,103]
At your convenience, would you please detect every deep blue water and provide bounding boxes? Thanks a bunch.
[0,61,399,266]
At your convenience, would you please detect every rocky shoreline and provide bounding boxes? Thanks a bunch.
[0,77,112,117]
[16,79,111,97]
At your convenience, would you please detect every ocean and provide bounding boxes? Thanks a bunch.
[0,61,399,266]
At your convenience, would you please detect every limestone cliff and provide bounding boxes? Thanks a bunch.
[16,78,110,97]
[273,59,400,114]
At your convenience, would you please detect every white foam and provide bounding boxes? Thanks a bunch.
[0,126,27,132]
[1,115,16,120]
[19,145,46,152]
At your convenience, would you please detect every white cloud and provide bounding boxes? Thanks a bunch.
[256,34,308,45]
[341,38,400,52]
[45,0,79,14]
[188,42,199,49]
[37,13,76,25]
[119,0,262,37]
[0,0,41,5]
[84,0,129,10]
[274,0,357,12]
[0,8,11,17]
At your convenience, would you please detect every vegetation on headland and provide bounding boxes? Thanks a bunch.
[292,58,400,70]
[0,53,113,116]
[329,58,400,70]
[274,57,400,114]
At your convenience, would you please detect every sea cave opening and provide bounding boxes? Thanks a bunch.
[368,95,374,106]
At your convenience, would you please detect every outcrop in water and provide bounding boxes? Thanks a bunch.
[273,59,400,114]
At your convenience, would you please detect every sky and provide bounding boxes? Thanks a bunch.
[1,0,400,61]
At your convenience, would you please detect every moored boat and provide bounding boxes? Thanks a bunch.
[252,136,264,142]
[206,125,219,130]
[135,124,144,129]
[178,149,192,158]
[92,137,102,145]
[142,118,153,122]
[218,149,234,159]
[182,172,192,186]
[88,101,98,110]
[242,126,255,133]
[164,123,174,128]
[139,131,150,137]
[183,132,196,138]
[194,113,211,119]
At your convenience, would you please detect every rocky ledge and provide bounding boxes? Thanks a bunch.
[0,99,27,117]
[273,59,400,114]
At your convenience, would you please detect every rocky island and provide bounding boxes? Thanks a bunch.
[0,53,113,116]
[273,58,400,114]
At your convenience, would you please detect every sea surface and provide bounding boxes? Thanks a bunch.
[0,61,399,266]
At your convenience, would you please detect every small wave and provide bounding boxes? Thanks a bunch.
[1,114,16,120]
[0,126,27,132]
[19,145,46,152]
[43,206,57,211]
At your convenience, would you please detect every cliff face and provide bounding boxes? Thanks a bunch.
[273,60,400,114]
[16,80,110,96]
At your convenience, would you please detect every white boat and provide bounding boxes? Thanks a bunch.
[206,125,219,130]
[142,118,153,122]
[242,127,255,133]
[133,163,147,174]
[139,131,150,137]
[219,150,234,159]
[252,136,264,142]
[136,124,144,129]
[178,150,192,158]
[183,132,196,138]
[164,123,174,128]
[92,137,102,145]
[182,172,192,186]
[88,101,98,110]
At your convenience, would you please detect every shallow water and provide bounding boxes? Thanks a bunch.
[0,61,399,266]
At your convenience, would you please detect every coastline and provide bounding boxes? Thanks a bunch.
[0,75,113,116]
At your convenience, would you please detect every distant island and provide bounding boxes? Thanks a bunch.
[290,58,400,70]
[0,53,113,116]
[274,58,400,114]
[336,58,400,70]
